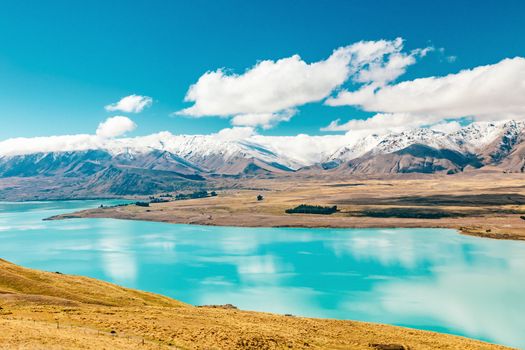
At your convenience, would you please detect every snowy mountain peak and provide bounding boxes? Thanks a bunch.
[1,120,524,174]
[329,120,525,163]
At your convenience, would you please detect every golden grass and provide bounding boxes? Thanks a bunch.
[52,172,525,240]
[0,259,513,349]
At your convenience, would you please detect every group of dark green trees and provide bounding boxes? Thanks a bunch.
[175,190,217,200]
[285,204,338,215]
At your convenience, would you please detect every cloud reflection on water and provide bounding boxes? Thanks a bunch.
[1,204,524,348]
[327,229,525,348]
[97,220,138,285]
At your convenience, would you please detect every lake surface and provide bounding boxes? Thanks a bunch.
[0,200,524,348]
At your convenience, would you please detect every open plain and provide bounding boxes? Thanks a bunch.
[50,172,525,241]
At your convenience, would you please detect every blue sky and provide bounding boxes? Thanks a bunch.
[0,0,524,139]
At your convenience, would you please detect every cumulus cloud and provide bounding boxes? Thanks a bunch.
[252,133,352,165]
[327,57,525,123]
[177,38,430,129]
[0,134,101,157]
[105,94,153,113]
[0,127,351,167]
[96,116,137,138]
[322,113,431,135]
[430,120,463,134]
[353,41,431,86]
[0,117,141,156]
[177,48,352,118]
[215,127,256,141]
[0,117,135,156]
[322,113,465,137]
[231,109,297,129]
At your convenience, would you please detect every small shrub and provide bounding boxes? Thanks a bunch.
[135,201,150,207]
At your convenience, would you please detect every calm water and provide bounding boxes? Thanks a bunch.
[0,200,524,348]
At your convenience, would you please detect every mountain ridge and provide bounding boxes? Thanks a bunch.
[0,120,524,198]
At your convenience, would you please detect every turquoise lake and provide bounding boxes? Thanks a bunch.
[0,200,524,348]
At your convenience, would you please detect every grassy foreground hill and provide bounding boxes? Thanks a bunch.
[0,259,512,349]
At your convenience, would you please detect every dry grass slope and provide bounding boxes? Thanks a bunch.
[0,259,514,349]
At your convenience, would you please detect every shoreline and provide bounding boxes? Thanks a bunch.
[47,210,525,242]
[0,258,514,349]
[44,175,525,241]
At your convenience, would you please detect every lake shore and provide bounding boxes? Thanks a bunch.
[48,174,525,241]
[0,258,513,349]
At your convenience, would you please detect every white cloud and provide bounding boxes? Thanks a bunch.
[252,133,352,165]
[321,113,465,137]
[430,120,462,134]
[105,94,153,113]
[231,109,297,129]
[177,39,430,129]
[0,126,351,166]
[353,42,431,86]
[177,48,352,118]
[0,134,101,157]
[215,127,256,141]
[354,52,416,86]
[327,57,525,122]
[96,116,137,138]
[321,112,433,135]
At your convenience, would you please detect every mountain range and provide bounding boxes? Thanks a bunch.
[0,120,523,199]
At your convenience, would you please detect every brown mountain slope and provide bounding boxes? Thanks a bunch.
[336,144,482,174]
[0,259,513,350]
[497,140,525,172]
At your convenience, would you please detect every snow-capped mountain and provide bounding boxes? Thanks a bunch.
[326,133,383,163]
[1,120,524,173]
[0,120,524,199]
[330,120,525,174]
[328,120,525,163]
[0,133,300,174]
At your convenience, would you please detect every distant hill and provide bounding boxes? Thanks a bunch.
[0,120,524,199]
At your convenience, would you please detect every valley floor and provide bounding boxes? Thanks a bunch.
[0,258,513,349]
[51,172,525,241]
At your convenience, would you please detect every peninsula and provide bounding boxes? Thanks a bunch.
[49,173,525,241]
